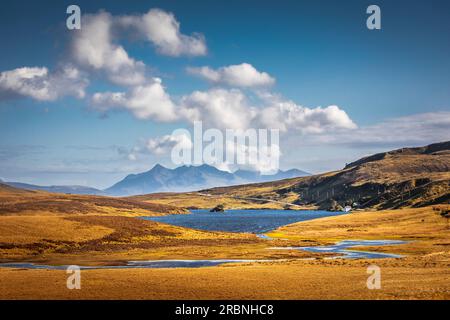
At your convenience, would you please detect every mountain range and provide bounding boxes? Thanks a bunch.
[105,165,309,196]
[3,165,310,197]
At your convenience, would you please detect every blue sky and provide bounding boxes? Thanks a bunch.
[0,0,449,188]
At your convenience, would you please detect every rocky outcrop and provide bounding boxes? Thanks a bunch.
[210,204,225,212]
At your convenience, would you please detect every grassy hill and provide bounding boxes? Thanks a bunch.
[144,141,450,211]
[0,183,187,216]
[2,141,449,213]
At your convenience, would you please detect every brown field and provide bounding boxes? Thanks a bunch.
[0,184,187,216]
[129,191,300,210]
[0,200,448,299]
[0,214,280,264]
[0,183,321,265]
[0,259,448,300]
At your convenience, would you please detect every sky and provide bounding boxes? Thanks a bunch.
[0,0,449,189]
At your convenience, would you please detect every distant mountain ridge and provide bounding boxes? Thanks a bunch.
[3,182,104,195]
[105,164,310,196]
[4,165,310,197]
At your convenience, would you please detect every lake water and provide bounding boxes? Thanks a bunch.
[0,210,407,270]
[0,259,269,270]
[142,209,346,234]
[142,210,407,260]
[271,240,407,259]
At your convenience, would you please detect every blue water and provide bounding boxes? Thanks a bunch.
[142,209,346,234]
[271,240,407,259]
[0,210,407,270]
[0,259,265,270]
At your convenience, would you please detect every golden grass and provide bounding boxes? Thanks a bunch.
[267,206,449,244]
[0,184,187,217]
[1,214,300,265]
[0,181,448,299]
[0,258,448,299]
[0,216,113,244]
[266,206,450,262]
[131,192,289,210]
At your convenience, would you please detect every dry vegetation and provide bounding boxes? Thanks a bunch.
[0,205,448,299]
[0,142,448,299]
[129,191,297,210]
[268,205,450,256]
[1,260,448,300]
[0,214,277,265]
[145,142,450,211]
[0,184,187,216]
[0,184,319,265]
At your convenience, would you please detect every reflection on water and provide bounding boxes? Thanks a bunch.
[271,240,407,259]
[142,209,346,234]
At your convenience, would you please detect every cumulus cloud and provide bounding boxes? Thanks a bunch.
[91,78,177,121]
[145,132,193,155]
[71,12,146,86]
[223,139,281,174]
[123,131,192,161]
[119,9,207,57]
[180,88,254,130]
[133,129,280,174]
[70,8,207,86]
[256,100,357,133]
[187,63,275,87]
[0,65,88,101]
[178,88,356,133]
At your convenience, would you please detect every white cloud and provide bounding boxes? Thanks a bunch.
[223,139,281,174]
[70,8,207,85]
[256,100,357,133]
[276,111,450,174]
[179,88,356,134]
[187,63,275,87]
[119,9,207,57]
[91,78,177,121]
[180,88,254,130]
[132,129,280,174]
[0,65,88,101]
[71,12,146,86]
[90,84,356,136]
[1,8,208,103]
[124,132,192,161]
[146,132,193,155]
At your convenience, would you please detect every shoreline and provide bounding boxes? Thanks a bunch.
[0,205,448,299]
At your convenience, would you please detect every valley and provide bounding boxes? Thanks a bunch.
[0,142,448,299]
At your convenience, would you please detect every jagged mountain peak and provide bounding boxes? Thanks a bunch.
[105,164,309,196]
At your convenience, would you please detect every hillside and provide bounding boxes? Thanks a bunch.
[3,142,449,211]
[3,182,104,195]
[0,183,187,216]
[153,141,450,211]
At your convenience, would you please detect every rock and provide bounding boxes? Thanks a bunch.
[210,204,225,212]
